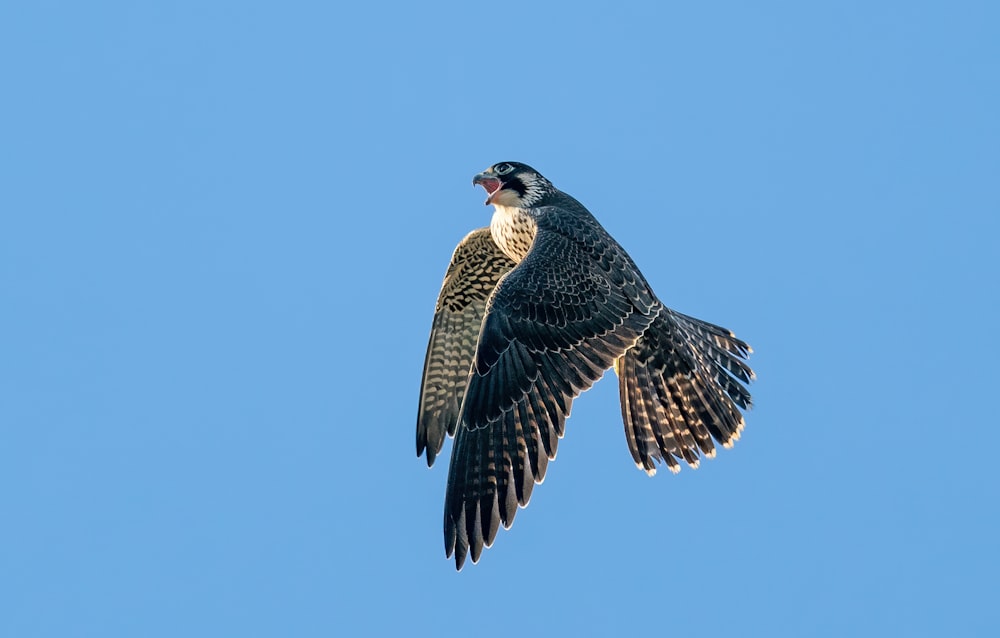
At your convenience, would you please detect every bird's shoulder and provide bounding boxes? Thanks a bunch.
[523,193,656,305]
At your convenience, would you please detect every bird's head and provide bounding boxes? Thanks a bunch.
[473,162,554,208]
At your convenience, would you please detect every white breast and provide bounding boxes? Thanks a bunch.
[490,205,537,264]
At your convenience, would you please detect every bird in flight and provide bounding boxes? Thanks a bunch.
[417,162,754,570]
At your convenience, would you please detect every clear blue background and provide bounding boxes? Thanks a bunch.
[2,2,997,636]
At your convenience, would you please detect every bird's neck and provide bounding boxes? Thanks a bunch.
[490,205,536,264]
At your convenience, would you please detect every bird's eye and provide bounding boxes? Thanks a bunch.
[494,163,513,175]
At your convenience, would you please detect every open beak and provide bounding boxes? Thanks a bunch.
[473,172,502,205]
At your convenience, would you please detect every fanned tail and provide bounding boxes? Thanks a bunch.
[616,310,754,475]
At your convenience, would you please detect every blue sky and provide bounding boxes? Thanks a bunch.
[2,1,998,636]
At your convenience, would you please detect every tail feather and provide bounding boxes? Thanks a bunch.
[616,309,754,474]
[615,357,664,474]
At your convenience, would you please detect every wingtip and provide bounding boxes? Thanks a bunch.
[417,443,438,468]
[447,514,470,571]
[453,548,467,571]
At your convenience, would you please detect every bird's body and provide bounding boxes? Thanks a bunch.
[417,162,754,569]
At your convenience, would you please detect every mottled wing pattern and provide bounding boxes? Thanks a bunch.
[417,228,517,467]
[616,309,754,475]
[444,221,659,569]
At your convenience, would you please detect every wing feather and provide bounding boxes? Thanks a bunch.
[416,229,516,466]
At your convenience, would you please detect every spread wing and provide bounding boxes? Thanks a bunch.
[616,310,754,475]
[417,228,517,467]
[443,224,659,569]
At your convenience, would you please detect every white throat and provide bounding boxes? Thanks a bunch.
[489,204,536,264]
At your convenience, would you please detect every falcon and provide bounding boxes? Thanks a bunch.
[417,161,754,570]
